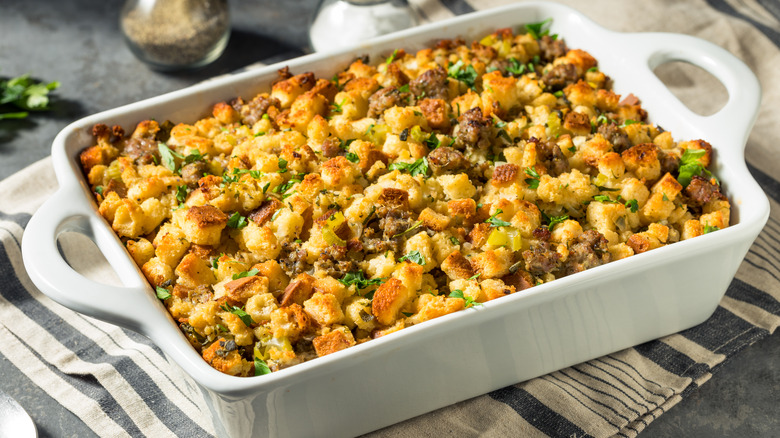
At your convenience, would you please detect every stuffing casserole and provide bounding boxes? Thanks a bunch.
[79,22,729,377]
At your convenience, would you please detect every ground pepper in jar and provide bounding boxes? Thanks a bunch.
[120,0,230,70]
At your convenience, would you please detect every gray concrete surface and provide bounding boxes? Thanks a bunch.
[1,1,777,437]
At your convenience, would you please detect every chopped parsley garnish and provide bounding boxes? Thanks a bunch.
[345,152,360,163]
[447,60,478,89]
[273,178,301,194]
[593,194,619,204]
[158,143,180,173]
[449,236,460,245]
[703,225,720,234]
[449,289,480,308]
[620,119,639,128]
[175,185,188,204]
[486,209,511,227]
[525,18,554,40]
[506,57,526,76]
[261,182,271,193]
[155,286,171,300]
[227,212,248,229]
[547,214,568,231]
[424,132,441,149]
[625,199,639,213]
[220,304,254,327]
[677,148,713,187]
[232,268,259,280]
[255,356,272,376]
[388,157,430,177]
[398,250,426,265]
[398,83,410,93]
[277,157,288,173]
[331,100,344,114]
[524,167,541,189]
[386,49,399,64]
[338,270,385,290]
[393,220,422,238]
[158,144,203,174]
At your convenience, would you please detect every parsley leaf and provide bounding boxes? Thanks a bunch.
[398,250,426,265]
[625,199,639,213]
[677,148,713,187]
[620,119,639,128]
[232,268,259,280]
[424,132,441,150]
[449,289,480,308]
[277,157,289,174]
[227,212,248,229]
[447,60,478,89]
[338,270,385,290]
[158,143,181,172]
[525,18,553,40]
[175,185,189,204]
[386,49,398,64]
[220,304,254,327]
[506,58,526,76]
[524,167,541,189]
[593,194,619,204]
[703,225,720,234]
[155,286,171,300]
[345,152,360,163]
[255,356,272,376]
[547,214,568,231]
[388,157,430,177]
[0,73,59,119]
[486,209,511,227]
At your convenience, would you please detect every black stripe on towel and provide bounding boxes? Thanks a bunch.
[747,161,780,203]
[757,0,780,23]
[726,278,780,315]
[6,328,144,437]
[0,243,214,438]
[707,0,780,48]
[633,341,710,380]
[439,0,476,16]
[489,386,595,438]
[567,366,649,413]
[680,306,769,356]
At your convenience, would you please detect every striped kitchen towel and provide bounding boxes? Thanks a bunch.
[1,0,779,437]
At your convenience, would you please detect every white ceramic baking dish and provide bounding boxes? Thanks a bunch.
[22,2,768,437]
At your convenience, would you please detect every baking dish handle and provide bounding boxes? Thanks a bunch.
[22,184,169,335]
[622,32,762,151]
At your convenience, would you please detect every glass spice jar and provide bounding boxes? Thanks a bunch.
[120,0,230,71]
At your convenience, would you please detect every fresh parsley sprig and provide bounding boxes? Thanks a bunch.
[524,167,541,189]
[447,60,478,89]
[449,289,481,308]
[388,157,430,177]
[486,209,511,227]
[398,250,426,265]
[0,73,60,120]
[677,148,714,187]
[232,268,259,280]
[338,270,385,290]
[255,356,272,376]
[220,304,255,327]
[525,18,555,40]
